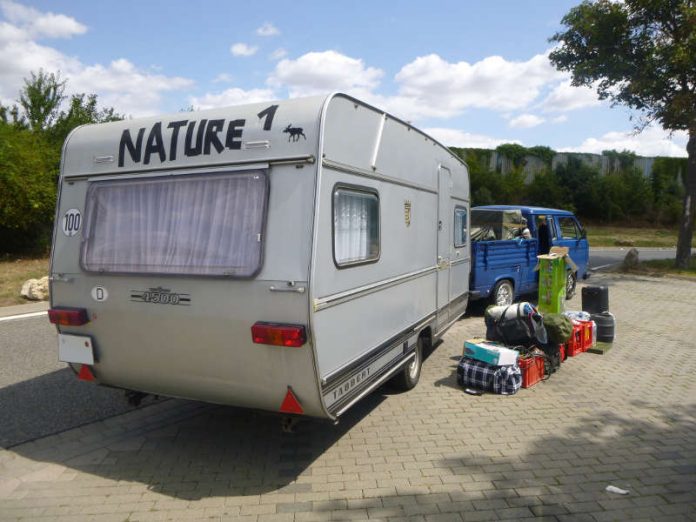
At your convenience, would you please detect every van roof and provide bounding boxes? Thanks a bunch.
[472,205,575,217]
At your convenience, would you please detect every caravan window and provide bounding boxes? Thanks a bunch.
[454,206,468,247]
[333,187,379,267]
[81,170,268,277]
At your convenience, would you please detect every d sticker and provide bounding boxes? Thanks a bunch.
[62,209,82,237]
[91,286,108,302]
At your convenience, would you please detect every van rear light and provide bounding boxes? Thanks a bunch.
[251,322,306,347]
[48,307,90,326]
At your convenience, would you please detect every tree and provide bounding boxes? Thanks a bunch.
[549,0,696,268]
[50,93,123,147]
[0,70,123,255]
[17,70,66,131]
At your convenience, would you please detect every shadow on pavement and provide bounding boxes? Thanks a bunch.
[0,367,154,449]
[9,384,388,499]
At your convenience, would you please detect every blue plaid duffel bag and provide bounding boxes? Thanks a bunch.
[456,356,522,395]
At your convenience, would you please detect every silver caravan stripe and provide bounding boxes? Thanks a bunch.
[333,352,416,418]
[323,159,438,195]
[313,265,437,312]
[64,155,316,180]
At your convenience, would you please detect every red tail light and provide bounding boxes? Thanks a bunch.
[251,322,306,347]
[48,307,90,326]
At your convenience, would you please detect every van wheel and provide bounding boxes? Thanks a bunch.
[491,280,514,306]
[565,271,577,299]
[391,338,423,391]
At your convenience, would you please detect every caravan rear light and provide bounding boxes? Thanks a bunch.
[48,307,90,326]
[251,322,307,347]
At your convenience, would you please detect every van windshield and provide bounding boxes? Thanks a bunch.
[81,170,268,277]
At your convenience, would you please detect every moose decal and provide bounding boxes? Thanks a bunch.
[283,124,306,142]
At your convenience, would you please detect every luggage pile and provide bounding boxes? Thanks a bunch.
[457,298,608,395]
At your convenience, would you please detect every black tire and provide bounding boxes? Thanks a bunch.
[490,279,514,306]
[391,337,423,391]
[565,271,577,300]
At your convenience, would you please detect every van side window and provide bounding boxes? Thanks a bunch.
[558,216,579,239]
[333,187,379,267]
[81,170,268,277]
[454,207,467,247]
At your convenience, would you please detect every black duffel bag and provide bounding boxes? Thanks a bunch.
[485,303,548,347]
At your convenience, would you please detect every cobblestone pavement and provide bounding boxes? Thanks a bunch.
[1,273,695,521]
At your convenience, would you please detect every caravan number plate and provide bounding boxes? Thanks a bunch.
[58,333,95,365]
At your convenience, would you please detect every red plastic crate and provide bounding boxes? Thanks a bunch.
[578,320,594,352]
[565,323,584,357]
[519,355,545,388]
[559,343,566,362]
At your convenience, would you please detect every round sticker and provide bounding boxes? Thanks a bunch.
[91,286,108,302]
[62,209,82,237]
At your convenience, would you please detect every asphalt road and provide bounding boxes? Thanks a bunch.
[0,315,160,448]
[589,246,689,271]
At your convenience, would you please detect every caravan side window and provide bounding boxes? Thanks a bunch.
[454,206,467,247]
[81,170,268,277]
[333,187,380,267]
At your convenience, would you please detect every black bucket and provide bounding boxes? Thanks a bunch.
[591,311,615,343]
[582,285,609,314]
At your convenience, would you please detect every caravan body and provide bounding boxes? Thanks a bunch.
[50,93,470,420]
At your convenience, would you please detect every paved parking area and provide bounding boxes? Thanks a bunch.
[1,273,695,521]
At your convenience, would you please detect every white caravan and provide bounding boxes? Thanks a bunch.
[49,93,470,420]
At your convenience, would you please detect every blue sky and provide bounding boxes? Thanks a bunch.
[0,0,688,157]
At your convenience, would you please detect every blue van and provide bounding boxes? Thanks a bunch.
[470,205,590,306]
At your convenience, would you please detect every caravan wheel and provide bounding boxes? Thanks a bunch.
[391,337,423,391]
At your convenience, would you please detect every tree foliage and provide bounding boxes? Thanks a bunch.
[0,71,122,255]
[549,0,696,267]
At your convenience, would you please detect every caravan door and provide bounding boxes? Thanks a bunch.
[436,166,452,329]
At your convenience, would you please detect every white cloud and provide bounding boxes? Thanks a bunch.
[269,50,383,98]
[390,52,562,120]
[509,114,545,129]
[270,48,287,60]
[70,59,193,116]
[559,126,688,157]
[256,22,279,37]
[541,79,601,112]
[552,115,568,123]
[424,127,520,149]
[190,87,276,110]
[0,0,86,39]
[213,73,234,83]
[0,3,192,115]
[230,42,258,57]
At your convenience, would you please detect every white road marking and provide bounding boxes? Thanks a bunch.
[591,263,617,271]
[0,311,48,322]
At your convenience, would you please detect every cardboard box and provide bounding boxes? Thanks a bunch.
[464,338,519,366]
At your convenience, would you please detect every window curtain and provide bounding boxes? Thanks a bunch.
[334,190,378,265]
[82,171,267,277]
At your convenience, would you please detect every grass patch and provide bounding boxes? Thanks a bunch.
[0,257,49,306]
[585,225,678,248]
[637,257,696,278]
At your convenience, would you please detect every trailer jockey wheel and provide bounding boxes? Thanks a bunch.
[391,337,423,391]
[566,271,577,300]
